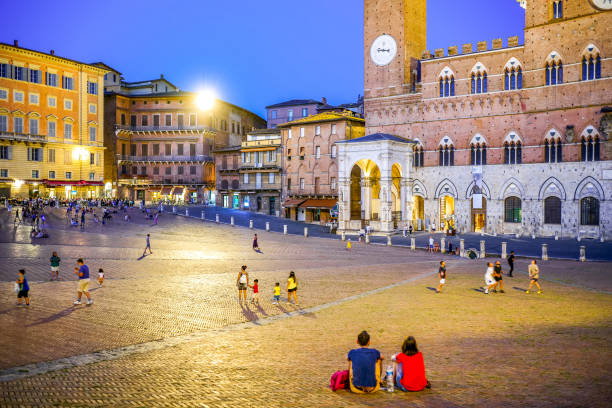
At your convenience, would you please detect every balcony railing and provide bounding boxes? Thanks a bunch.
[240,162,280,170]
[117,154,213,163]
[115,124,214,133]
[0,131,46,142]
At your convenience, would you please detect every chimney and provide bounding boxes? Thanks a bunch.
[322,97,327,105]
[50,50,55,55]
[13,40,18,47]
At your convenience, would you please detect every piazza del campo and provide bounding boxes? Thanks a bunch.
[0,1,611,407]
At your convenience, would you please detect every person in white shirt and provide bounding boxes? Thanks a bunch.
[428,236,434,253]
[484,262,497,294]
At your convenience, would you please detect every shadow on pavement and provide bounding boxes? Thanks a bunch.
[426,287,437,292]
[472,287,486,293]
[27,306,78,327]
[240,303,260,324]
[513,286,527,292]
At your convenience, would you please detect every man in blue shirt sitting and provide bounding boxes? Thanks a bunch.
[348,330,383,393]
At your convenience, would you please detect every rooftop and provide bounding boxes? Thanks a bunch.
[277,111,365,127]
[336,133,414,144]
[265,99,323,109]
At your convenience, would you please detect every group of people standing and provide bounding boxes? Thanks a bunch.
[236,266,298,306]
[15,253,104,307]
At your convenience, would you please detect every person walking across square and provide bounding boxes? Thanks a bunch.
[273,282,281,304]
[49,251,61,281]
[74,258,93,305]
[436,261,446,293]
[493,261,505,293]
[16,269,30,307]
[507,251,515,277]
[143,234,152,256]
[526,260,543,294]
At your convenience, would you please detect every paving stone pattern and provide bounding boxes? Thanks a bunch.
[0,206,610,407]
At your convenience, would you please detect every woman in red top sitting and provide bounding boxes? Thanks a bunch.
[393,336,431,391]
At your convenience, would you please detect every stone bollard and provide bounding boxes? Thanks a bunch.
[341,231,346,241]
[283,224,287,235]
[579,246,586,262]
[304,227,308,237]
[201,210,205,220]
[215,213,220,223]
[541,243,548,261]
[265,222,270,231]
[501,242,507,260]
[387,235,392,246]
[249,219,253,229]
[554,231,559,241]
[230,216,234,226]
[441,237,446,254]
[365,234,370,244]
[172,206,176,214]
[185,208,189,216]
[411,237,416,250]
[460,239,465,258]
[480,240,485,258]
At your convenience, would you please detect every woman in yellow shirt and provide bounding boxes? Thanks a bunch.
[287,271,298,305]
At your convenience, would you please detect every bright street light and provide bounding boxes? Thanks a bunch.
[196,90,216,111]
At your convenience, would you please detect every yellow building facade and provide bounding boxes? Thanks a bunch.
[0,41,106,200]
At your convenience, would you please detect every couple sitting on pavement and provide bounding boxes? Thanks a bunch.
[347,331,430,393]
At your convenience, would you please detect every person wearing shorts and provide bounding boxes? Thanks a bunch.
[16,269,30,306]
[74,258,93,305]
[237,265,248,303]
[273,282,281,304]
[50,251,61,281]
[436,261,447,293]
[287,271,298,305]
[526,259,542,294]
[493,261,505,293]
[428,237,434,253]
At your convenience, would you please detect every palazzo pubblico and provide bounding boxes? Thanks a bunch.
[337,0,612,240]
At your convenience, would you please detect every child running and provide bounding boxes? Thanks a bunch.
[16,269,30,306]
[50,251,61,281]
[273,282,281,304]
[97,268,105,286]
[249,279,259,304]
[436,261,446,293]
[347,239,352,250]
[526,259,543,294]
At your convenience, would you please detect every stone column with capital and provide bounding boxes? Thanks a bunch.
[379,177,394,232]
[338,177,351,231]
[361,178,371,221]
[400,178,412,223]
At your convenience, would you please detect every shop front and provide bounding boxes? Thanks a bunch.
[298,199,338,224]
[282,198,306,220]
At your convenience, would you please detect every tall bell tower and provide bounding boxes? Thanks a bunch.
[364,0,426,99]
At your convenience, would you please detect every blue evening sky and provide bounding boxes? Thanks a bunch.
[2,0,524,118]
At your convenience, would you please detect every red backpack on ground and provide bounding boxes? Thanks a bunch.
[330,370,350,391]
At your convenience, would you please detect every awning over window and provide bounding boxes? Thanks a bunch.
[298,199,337,209]
[172,187,184,195]
[283,199,306,208]
[42,180,103,186]
[161,187,172,195]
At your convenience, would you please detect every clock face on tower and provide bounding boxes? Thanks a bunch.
[370,34,397,67]
[589,0,612,10]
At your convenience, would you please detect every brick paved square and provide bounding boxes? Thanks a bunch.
[0,208,611,407]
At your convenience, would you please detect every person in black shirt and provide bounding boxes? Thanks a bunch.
[507,251,515,277]
[436,261,447,293]
[493,261,505,293]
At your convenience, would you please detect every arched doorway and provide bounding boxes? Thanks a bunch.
[439,195,455,231]
[391,163,402,228]
[256,196,262,212]
[471,196,487,232]
[413,195,424,230]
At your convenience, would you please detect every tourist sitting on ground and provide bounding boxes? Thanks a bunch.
[393,336,431,392]
[347,330,383,393]
[71,217,79,226]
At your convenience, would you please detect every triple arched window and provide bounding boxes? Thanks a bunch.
[438,68,455,98]
[503,132,522,165]
[504,67,522,90]
[544,130,562,163]
[581,135,600,162]
[438,138,454,166]
[470,63,487,94]
[545,54,563,86]
[582,45,602,81]
[470,143,487,165]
